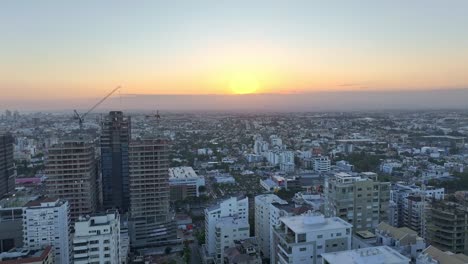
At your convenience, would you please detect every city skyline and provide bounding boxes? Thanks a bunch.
[1,0,468,104]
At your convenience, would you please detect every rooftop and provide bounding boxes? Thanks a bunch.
[419,245,468,264]
[0,246,51,263]
[321,246,409,264]
[280,212,352,234]
[169,166,198,179]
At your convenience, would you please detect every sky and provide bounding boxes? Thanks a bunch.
[1,0,468,109]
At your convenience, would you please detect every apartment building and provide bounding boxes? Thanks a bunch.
[45,138,98,222]
[254,194,287,259]
[73,210,120,264]
[324,172,390,232]
[128,138,176,248]
[426,200,468,254]
[22,197,71,264]
[203,197,249,263]
[0,133,15,197]
[272,212,352,264]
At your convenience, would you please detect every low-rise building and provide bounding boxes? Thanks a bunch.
[0,246,53,264]
[416,245,468,264]
[375,222,426,261]
[169,166,205,201]
[223,238,261,264]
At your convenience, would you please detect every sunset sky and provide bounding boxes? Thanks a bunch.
[1,0,468,101]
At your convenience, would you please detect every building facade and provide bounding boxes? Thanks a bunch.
[0,133,15,197]
[22,197,71,264]
[272,212,352,264]
[101,111,131,212]
[73,210,121,264]
[324,172,390,233]
[169,166,205,201]
[45,138,98,222]
[204,197,249,263]
[128,138,176,248]
[254,194,287,259]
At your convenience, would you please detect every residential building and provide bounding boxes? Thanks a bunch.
[402,195,425,235]
[128,138,176,248]
[0,195,32,252]
[416,245,468,264]
[426,200,468,254]
[45,138,98,222]
[101,111,131,212]
[321,245,410,264]
[169,166,205,201]
[22,197,71,264]
[0,246,53,264]
[0,133,15,197]
[73,210,120,264]
[313,156,331,173]
[272,212,352,264]
[203,197,249,263]
[254,194,287,259]
[375,222,426,261]
[214,217,250,264]
[223,238,261,264]
[324,172,390,233]
[269,203,313,263]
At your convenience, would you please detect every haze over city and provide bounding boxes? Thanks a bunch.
[1,0,468,111]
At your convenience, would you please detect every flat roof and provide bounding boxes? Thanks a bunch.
[321,246,409,264]
[280,213,352,234]
[169,166,198,179]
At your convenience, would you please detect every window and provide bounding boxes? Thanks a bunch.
[317,235,323,239]
[300,247,307,251]
[336,233,341,237]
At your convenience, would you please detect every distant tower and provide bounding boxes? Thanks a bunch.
[128,138,176,248]
[45,137,98,222]
[101,111,131,212]
[0,132,15,197]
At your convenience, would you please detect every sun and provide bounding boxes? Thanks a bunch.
[229,74,260,94]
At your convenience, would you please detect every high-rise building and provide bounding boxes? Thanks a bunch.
[22,197,71,264]
[324,172,390,233]
[272,212,352,264]
[101,111,131,212]
[0,133,15,197]
[426,200,468,254]
[203,197,249,264]
[313,155,331,172]
[254,194,287,259]
[128,138,176,248]
[73,210,121,264]
[45,138,98,222]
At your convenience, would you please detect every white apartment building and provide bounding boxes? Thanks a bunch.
[204,197,249,263]
[169,166,205,200]
[73,210,121,264]
[254,194,287,259]
[23,197,71,264]
[322,246,410,264]
[215,217,250,264]
[313,156,331,172]
[272,212,352,264]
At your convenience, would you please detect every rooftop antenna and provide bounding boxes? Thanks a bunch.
[73,86,121,129]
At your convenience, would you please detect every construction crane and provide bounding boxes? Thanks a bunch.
[145,109,161,134]
[73,86,121,129]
